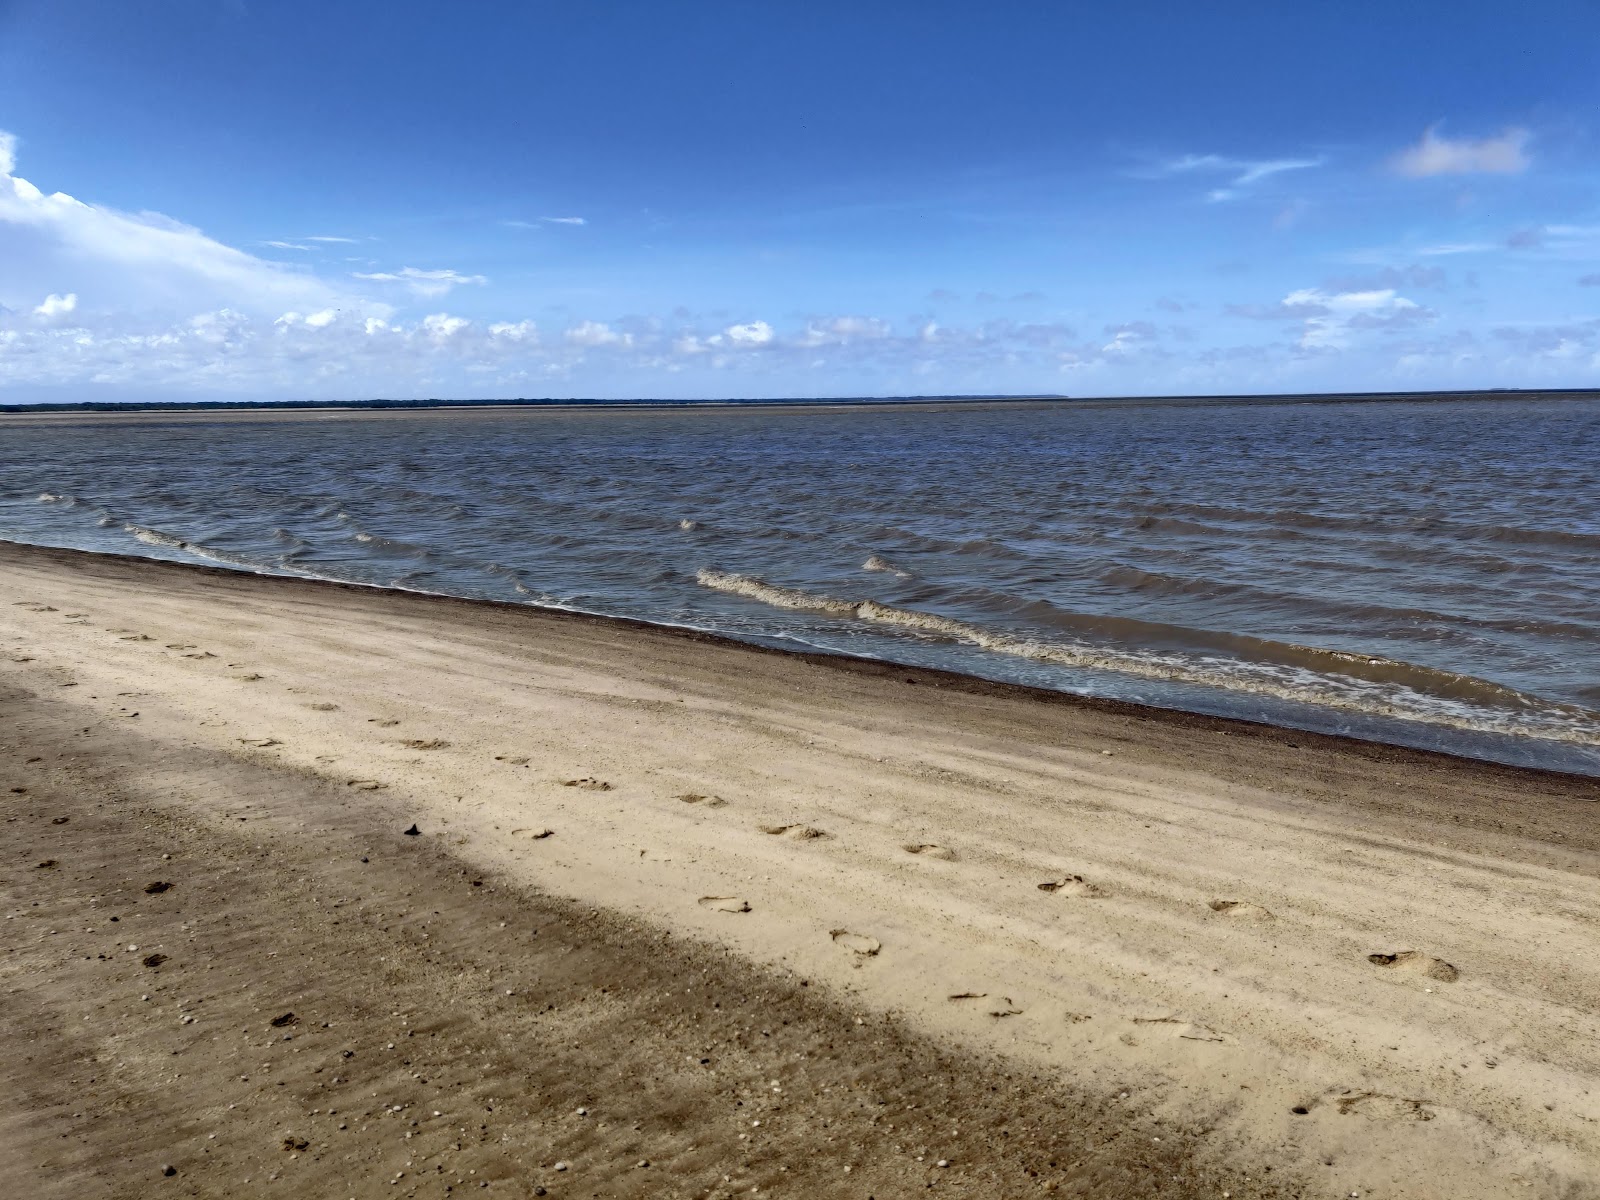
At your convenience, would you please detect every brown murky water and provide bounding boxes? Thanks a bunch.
[4,394,1598,772]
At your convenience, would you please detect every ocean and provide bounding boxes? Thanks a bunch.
[4,394,1598,775]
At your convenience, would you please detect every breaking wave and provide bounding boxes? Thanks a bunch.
[695,569,1600,746]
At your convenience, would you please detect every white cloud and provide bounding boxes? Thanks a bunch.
[488,320,538,342]
[304,235,360,244]
[796,315,891,346]
[352,267,488,298]
[263,240,311,251]
[422,313,469,340]
[1391,126,1530,177]
[502,216,586,229]
[1161,152,1323,201]
[1417,242,1499,256]
[0,128,360,320]
[34,292,77,317]
[724,320,774,346]
[564,320,632,347]
[1289,288,1431,348]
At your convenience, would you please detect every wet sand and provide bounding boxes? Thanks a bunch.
[2,540,1598,1199]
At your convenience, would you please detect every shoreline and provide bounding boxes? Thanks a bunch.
[4,538,1599,1197]
[7,538,1598,789]
[3,388,1598,424]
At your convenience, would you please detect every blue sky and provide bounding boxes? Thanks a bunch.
[2,0,1598,401]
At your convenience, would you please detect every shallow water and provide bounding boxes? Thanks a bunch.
[4,396,1599,774]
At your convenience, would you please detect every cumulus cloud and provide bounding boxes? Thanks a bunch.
[352,267,488,298]
[34,292,77,317]
[487,320,538,342]
[796,315,891,346]
[564,320,632,347]
[724,320,774,346]
[1227,287,1435,349]
[1391,126,1531,177]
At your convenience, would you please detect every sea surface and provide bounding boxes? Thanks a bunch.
[4,396,1599,775]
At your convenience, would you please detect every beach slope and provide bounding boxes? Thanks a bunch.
[2,541,1597,1198]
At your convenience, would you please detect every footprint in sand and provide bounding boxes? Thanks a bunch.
[947,991,1021,1016]
[1208,899,1275,920]
[347,779,385,791]
[511,828,555,840]
[15,603,57,612]
[829,929,881,956]
[1037,875,1107,898]
[65,613,88,619]
[400,738,451,750]
[1367,950,1459,982]
[678,793,727,808]
[238,738,282,748]
[183,651,217,659]
[368,718,401,727]
[1130,1016,1227,1043]
[308,702,340,712]
[903,843,957,860]
[165,643,196,651]
[563,777,612,791]
[1329,1091,1435,1121]
[760,824,828,840]
[119,633,155,642]
[698,896,751,913]
[234,673,265,682]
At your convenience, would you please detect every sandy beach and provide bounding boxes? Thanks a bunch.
[3,539,1598,1199]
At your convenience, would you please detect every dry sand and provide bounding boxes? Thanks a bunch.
[2,540,1597,1199]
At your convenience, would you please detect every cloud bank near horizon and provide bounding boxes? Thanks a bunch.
[0,125,1594,402]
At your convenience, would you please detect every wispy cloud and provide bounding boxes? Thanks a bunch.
[502,216,587,229]
[263,240,310,251]
[1390,126,1531,177]
[1159,153,1324,202]
[352,267,488,298]
[305,235,361,244]
[0,127,358,318]
[1417,242,1499,256]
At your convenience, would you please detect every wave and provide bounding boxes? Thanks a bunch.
[120,523,275,571]
[695,569,1600,745]
[1125,500,1600,553]
[1091,562,1600,644]
[862,555,912,578]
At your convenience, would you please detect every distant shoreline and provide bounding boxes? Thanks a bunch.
[3,386,1597,418]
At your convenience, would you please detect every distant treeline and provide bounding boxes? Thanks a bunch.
[0,394,1062,414]
[1,388,1597,415]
